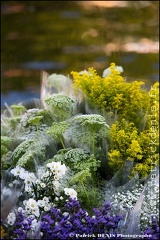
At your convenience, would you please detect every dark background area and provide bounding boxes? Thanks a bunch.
[1,1,159,108]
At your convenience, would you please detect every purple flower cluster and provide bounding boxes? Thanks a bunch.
[143,216,159,239]
[9,211,35,240]
[40,198,123,239]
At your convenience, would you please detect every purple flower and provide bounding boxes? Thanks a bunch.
[143,216,159,239]
[40,198,123,239]
[42,214,54,225]
[9,211,35,239]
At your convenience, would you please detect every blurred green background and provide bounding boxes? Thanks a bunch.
[1,1,159,107]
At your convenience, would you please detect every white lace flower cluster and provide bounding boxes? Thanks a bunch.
[110,178,159,231]
[111,184,144,211]
[23,196,51,218]
[140,179,159,230]
[64,188,77,199]
[11,166,37,193]
[7,163,77,225]
[7,212,16,225]
[46,161,67,180]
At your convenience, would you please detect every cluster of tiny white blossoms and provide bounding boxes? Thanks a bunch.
[23,198,40,217]
[110,179,159,231]
[22,196,51,218]
[64,188,77,199]
[7,212,16,225]
[11,166,37,193]
[7,207,39,234]
[110,183,144,212]
[47,161,67,193]
[46,161,67,180]
[140,179,159,230]
[7,163,78,227]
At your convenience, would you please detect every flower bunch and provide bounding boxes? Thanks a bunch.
[109,175,159,232]
[1,63,159,239]
[1,197,123,239]
[40,198,123,239]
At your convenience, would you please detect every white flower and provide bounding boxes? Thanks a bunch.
[54,175,59,181]
[36,179,41,185]
[40,182,46,188]
[64,188,77,199]
[25,179,33,187]
[10,166,27,179]
[27,172,37,183]
[24,198,40,217]
[7,212,16,225]
[79,70,92,76]
[44,204,51,211]
[18,207,25,213]
[52,180,60,190]
[41,171,50,179]
[56,164,67,178]
[24,173,36,190]
[63,212,69,216]
[32,208,40,217]
[37,200,45,208]
[25,185,32,193]
[43,196,50,203]
[102,66,123,78]
[46,161,67,179]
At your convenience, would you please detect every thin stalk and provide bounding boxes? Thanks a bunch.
[36,124,40,140]
[81,180,90,205]
[60,136,65,149]
[92,134,95,154]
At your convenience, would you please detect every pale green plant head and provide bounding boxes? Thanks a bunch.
[45,94,75,121]
[65,114,110,154]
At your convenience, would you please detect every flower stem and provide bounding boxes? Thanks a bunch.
[81,180,90,205]
[60,137,65,149]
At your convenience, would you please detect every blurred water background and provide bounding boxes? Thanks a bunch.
[1,1,159,108]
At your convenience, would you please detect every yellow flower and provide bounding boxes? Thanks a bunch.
[1,225,7,239]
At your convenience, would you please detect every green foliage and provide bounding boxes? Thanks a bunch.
[67,152,100,173]
[12,140,34,164]
[1,63,159,215]
[1,145,8,156]
[11,138,47,170]
[28,115,44,126]
[46,121,69,148]
[17,142,47,171]
[36,109,53,126]
[69,168,91,185]
[71,63,159,178]
[69,169,101,212]
[65,114,110,154]
[1,135,12,152]
[10,105,26,116]
[48,148,100,176]
[45,94,75,121]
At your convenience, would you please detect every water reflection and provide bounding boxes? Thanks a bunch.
[21,61,66,70]
[1,1,159,108]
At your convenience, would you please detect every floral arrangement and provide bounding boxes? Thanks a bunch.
[1,63,159,239]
